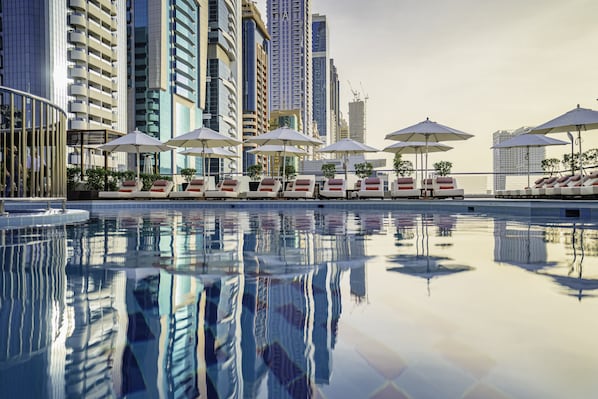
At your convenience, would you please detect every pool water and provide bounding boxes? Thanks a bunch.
[1,209,597,399]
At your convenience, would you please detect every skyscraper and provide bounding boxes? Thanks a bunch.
[129,0,207,174]
[348,98,366,143]
[0,0,127,132]
[242,0,270,173]
[267,0,313,137]
[329,59,341,143]
[312,14,330,145]
[205,0,243,176]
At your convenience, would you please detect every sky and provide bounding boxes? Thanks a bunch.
[256,0,598,172]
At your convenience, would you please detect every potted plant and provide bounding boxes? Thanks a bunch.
[393,153,413,177]
[280,163,296,180]
[433,161,453,176]
[180,167,196,190]
[354,162,373,179]
[321,163,336,179]
[246,164,263,191]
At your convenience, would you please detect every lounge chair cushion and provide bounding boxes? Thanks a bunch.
[328,179,344,186]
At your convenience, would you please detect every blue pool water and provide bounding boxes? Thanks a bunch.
[1,209,597,399]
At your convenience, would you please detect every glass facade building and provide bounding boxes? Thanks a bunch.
[267,0,313,137]
[241,0,269,174]
[205,0,242,176]
[312,14,329,145]
[129,0,207,175]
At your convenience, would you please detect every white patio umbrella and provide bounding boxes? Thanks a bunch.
[529,104,598,176]
[98,129,173,182]
[166,127,242,177]
[383,141,453,185]
[248,144,308,177]
[385,118,473,179]
[491,134,569,187]
[244,126,322,185]
[317,138,379,180]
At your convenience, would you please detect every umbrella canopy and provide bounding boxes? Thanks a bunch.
[167,127,241,177]
[166,127,242,148]
[318,138,379,180]
[98,129,173,181]
[245,126,322,184]
[385,118,473,179]
[529,104,598,175]
[492,134,569,187]
[383,141,453,184]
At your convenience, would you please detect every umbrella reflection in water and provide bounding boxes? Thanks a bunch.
[540,223,598,301]
[388,213,473,296]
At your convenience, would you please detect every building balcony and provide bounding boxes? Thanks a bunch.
[70,119,88,130]
[68,0,87,11]
[68,48,87,62]
[68,65,88,80]
[69,101,87,114]
[69,83,88,97]
[68,12,87,28]
[68,30,86,45]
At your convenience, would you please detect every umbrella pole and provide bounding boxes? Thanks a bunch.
[414,152,418,188]
[282,142,287,190]
[526,147,530,188]
[136,149,140,183]
[577,128,584,176]
[344,152,348,181]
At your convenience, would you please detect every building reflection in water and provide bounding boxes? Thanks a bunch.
[0,209,368,398]
[494,220,598,300]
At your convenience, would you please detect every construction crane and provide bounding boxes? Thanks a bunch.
[347,80,361,102]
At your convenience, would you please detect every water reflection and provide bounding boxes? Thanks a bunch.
[2,210,598,398]
[494,220,598,300]
[387,213,474,295]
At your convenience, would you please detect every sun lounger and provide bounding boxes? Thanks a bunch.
[135,179,174,199]
[283,178,315,199]
[320,178,346,199]
[543,174,577,197]
[357,177,384,199]
[169,178,206,199]
[510,177,548,198]
[561,172,598,197]
[432,177,464,199]
[99,180,143,199]
[246,178,282,199]
[529,176,558,197]
[204,179,241,199]
[390,177,420,199]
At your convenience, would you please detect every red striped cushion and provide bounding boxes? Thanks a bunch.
[328,179,343,186]
[399,186,414,190]
[188,188,202,192]
[221,187,234,192]
[119,189,133,192]
[122,180,137,187]
[151,188,165,192]
[259,188,273,192]
[295,188,309,191]
[366,187,379,190]
[439,186,454,189]
[329,187,342,191]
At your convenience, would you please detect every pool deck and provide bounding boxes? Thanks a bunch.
[67,197,598,220]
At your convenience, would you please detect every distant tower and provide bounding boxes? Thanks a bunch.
[242,0,270,173]
[268,0,313,137]
[348,82,367,143]
[492,127,544,191]
[329,59,341,143]
[312,14,330,145]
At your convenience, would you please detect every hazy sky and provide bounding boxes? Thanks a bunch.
[256,0,598,172]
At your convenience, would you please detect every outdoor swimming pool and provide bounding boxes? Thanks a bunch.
[1,208,597,399]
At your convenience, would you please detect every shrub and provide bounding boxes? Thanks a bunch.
[180,168,196,182]
[433,161,453,176]
[354,162,373,179]
[247,164,263,181]
[321,163,336,179]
